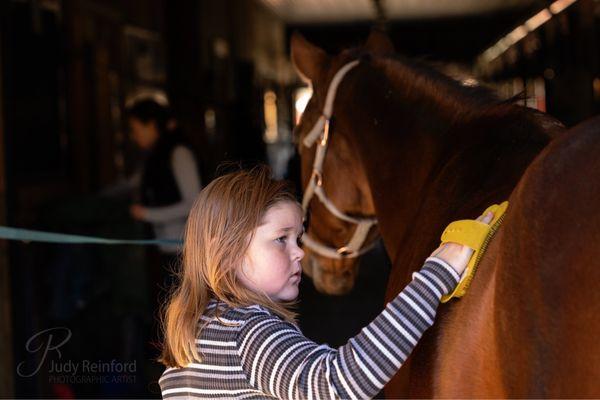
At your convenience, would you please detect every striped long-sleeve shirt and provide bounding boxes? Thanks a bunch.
[159,257,461,399]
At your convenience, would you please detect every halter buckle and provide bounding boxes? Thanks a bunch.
[337,246,353,257]
[312,169,323,187]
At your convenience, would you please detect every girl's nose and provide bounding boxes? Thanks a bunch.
[293,245,305,262]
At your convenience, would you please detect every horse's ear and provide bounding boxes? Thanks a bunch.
[291,32,330,84]
[364,29,395,56]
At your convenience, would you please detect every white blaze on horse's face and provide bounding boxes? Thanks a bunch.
[292,35,379,294]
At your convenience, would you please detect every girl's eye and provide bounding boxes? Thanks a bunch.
[275,236,287,244]
[297,235,303,246]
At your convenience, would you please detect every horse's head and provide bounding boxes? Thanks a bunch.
[290,32,394,295]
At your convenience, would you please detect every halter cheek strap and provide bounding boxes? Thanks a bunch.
[303,60,360,147]
[301,60,379,260]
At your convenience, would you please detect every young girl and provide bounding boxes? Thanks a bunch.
[157,165,493,399]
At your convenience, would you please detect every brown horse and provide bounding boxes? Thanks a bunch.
[292,31,600,397]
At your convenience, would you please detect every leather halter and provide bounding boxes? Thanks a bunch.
[301,60,378,260]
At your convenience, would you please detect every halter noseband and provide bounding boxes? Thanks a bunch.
[301,60,378,260]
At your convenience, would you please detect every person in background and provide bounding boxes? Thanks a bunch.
[126,99,202,355]
[127,99,201,260]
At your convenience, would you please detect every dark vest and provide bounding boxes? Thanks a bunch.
[141,134,191,207]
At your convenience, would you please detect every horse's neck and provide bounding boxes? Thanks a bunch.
[344,86,556,287]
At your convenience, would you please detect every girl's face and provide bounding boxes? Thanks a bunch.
[129,117,159,150]
[238,201,305,302]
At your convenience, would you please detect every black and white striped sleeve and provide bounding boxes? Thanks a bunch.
[235,258,460,399]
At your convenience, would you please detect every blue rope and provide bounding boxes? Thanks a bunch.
[0,226,182,246]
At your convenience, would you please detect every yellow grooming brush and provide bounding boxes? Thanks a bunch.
[439,201,509,303]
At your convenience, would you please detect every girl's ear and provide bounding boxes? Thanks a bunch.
[291,32,330,84]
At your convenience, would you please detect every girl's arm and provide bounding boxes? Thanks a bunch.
[235,257,460,400]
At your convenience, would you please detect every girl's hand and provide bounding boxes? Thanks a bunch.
[429,210,494,276]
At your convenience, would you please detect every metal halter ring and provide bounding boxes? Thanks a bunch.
[336,246,353,257]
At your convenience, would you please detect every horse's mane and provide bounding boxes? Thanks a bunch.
[385,54,503,107]
[339,47,563,139]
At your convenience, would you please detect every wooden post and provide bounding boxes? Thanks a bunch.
[0,16,15,398]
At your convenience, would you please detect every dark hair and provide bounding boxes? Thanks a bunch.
[127,99,172,137]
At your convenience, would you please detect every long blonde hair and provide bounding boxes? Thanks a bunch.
[158,165,301,368]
